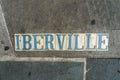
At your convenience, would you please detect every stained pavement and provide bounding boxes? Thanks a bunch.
[0,0,120,80]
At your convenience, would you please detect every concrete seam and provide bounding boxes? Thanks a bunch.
[84,58,87,80]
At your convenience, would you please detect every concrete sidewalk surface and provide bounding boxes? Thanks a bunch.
[0,0,119,80]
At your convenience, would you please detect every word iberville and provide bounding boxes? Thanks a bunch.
[15,33,109,51]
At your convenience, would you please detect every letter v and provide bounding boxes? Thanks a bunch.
[57,34,65,50]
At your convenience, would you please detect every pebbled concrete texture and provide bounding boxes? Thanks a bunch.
[0,62,84,80]
[0,0,120,58]
[0,1,13,57]
[0,0,120,80]
[86,59,120,80]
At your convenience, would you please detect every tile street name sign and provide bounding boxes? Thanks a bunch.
[15,33,109,51]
